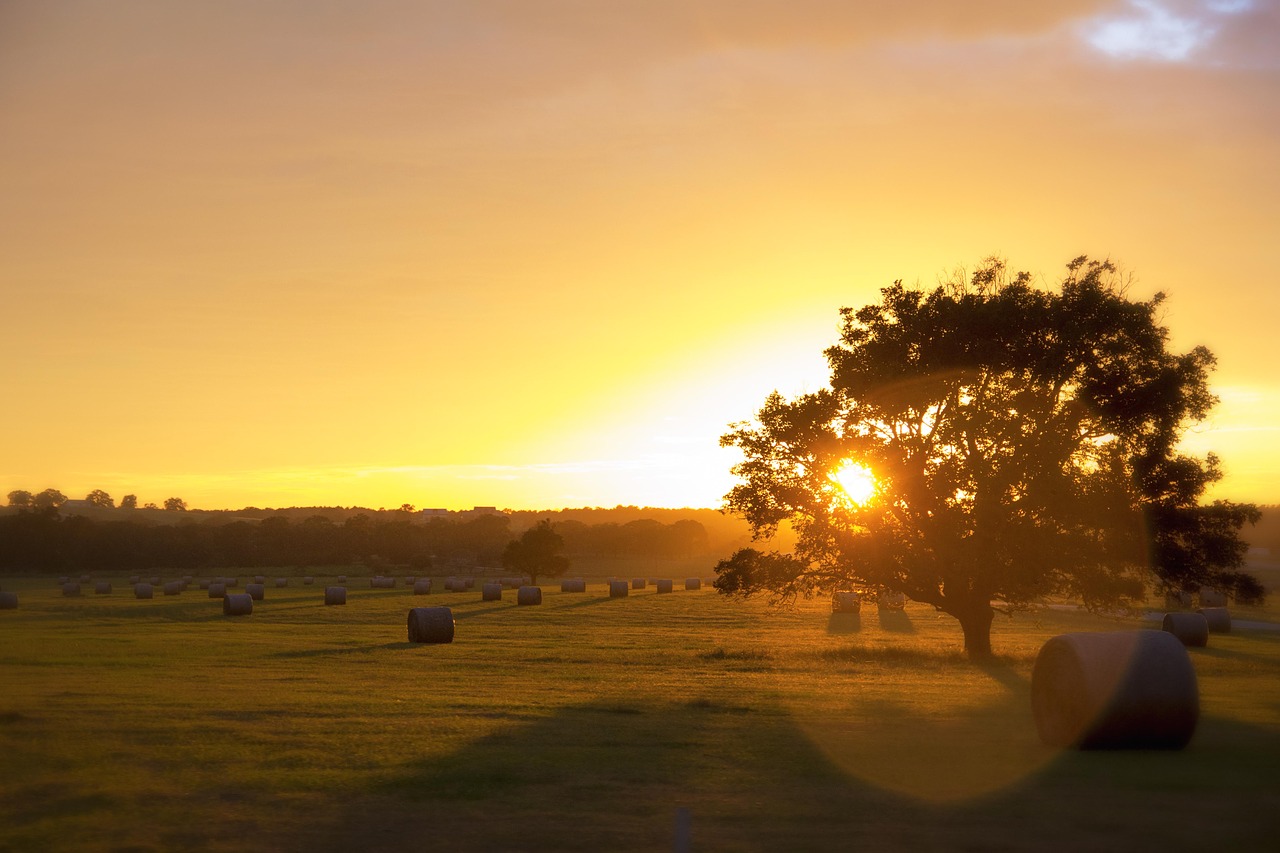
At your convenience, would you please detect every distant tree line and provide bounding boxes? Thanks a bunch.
[0,508,710,574]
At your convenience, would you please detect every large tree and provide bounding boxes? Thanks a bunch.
[502,519,570,585]
[717,257,1261,659]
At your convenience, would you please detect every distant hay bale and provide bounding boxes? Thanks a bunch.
[324,586,347,606]
[245,583,266,601]
[1030,630,1198,749]
[94,582,112,595]
[336,574,347,583]
[560,578,586,592]
[163,581,183,596]
[1199,587,1227,608]
[207,583,226,599]
[370,576,395,589]
[877,591,906,611]
[134,583,153,600]
[1162,612,1209,647]
[275,578,287,588]
[465,578,476,589]
[609,580,629,598]
[407,606,455,643]
[685,578,701,591]
[481,582,503,601]
[254,575,266,584]
[57,576,70,586]
[198,579,211,590]
[225,578,239,588]
[182,575,193,584]
[656,579,674,594]
[62,583,81,597]
[223,593,253,616]
[128,575,140,585]
[0,591,17,609]
[303,576,314,585]
[413,579,432,595]
[445,576,459,590]
[1197,607,1231,633]
[79,574,91,584]
[149,576,161,586]
[831,591,860,614]
[517,586,542,606]
[631,578,646,590]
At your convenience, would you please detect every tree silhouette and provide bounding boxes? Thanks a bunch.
[85,489,114,508]
[502,519,569,585]
[163,497,188,512]
[7,490,33,508]
[717,257,1261,659]
[120,494,138,510]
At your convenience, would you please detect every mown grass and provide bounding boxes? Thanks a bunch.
[1,568,1278,852]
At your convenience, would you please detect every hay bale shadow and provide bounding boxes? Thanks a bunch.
[876,609,915,633]
[827,612,862,634]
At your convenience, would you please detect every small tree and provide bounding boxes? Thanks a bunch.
[7,490,33,509]
[120,494,138,510]
[33,488,67,510]
[85,490,114,509]
[718,257,1261,659]
[163,497,188,512]
[502,519,570,585]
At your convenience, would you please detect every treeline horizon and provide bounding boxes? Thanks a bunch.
[0,502,761,575]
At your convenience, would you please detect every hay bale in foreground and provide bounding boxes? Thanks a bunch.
[207,583,226,599]
[1162,612,1209,647]
[1199,587,1227,608]
[62,583,81,597]
[482,582,503,601]
[413,579,432,595]
[631,578,646,590]
[223,593,253,616]
[325,586,347,606]
[1030,630,1198,749]
[245,583,266,601]
[831,591,861,614]
[609,580,629,598]
[94,582,112,595]
[134,583,153,600]
[407,606,454,643]
[517,586,542,606]
[656,579,674,594]
[685,578,701,591]
[1198,607,1231,633]
[163,581,183,596]
[0,591,17,610]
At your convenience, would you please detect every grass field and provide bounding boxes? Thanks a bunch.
[2,567,1279,852]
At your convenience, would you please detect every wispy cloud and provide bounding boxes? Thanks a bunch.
[1081,0,1255,62]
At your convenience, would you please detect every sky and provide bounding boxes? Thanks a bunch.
[2,0,1278,511]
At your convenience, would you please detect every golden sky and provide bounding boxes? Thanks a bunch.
[2,1,1278,510]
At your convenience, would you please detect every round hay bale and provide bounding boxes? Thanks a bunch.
[1199,587,1227,608]
[198,579,211,589]
[94,582,112,595]
[517,586,542,606]
[274,578,287,588]
[149,576,161,586]
[134,583,153,600]
[207,583,227,599]
[407,606,454,643]
[464,578,475,589]
[245,583,266,601]
[337,574,347,583]
[1197,607,1231,633]
[223,593,253,616]
[324,586,347,606]
[1162,612,1209,647]
[79,574,92,584]
[182,575,193,584]
[413,579,432,595]
[831,592,861,614]
[877,591,906,611]
[1030,630,1198,749]
[163,581,183,596]
[128,575,140,585]
[0,591,17,609]
[405,576,416,585]
[445,576,459,590]
[655,579,674,594]
[303,576,314,585]
[482,582,503,601]
[609,580,629,598]
[254,575,266,584]
[561,578,586,593]
[62,582,81,597]
[57,576,70,586]
[685,578,701,591]
[631,578,646,590]
[225,578,239,588]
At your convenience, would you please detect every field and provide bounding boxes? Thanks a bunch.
[2,566,1279,852]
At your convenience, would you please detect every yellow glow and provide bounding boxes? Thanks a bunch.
[832,462,877,506]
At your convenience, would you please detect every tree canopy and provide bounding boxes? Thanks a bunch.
[716,257,1261,659]
[502,519,570,585]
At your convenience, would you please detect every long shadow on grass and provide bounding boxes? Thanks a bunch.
[877,609,916,632]
[299,694,1280,853]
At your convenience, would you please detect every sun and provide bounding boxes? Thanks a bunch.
[832,461,877,506]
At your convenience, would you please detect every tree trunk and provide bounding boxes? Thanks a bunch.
[956,602,995,661]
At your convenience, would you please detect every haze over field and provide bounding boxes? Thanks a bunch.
[3,1,1278,510]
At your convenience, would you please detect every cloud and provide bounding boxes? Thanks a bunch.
[1080,0,1262,63]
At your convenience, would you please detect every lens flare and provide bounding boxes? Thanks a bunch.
[832,462,876,505]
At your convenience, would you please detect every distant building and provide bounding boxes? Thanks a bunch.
[420,508,450,520]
